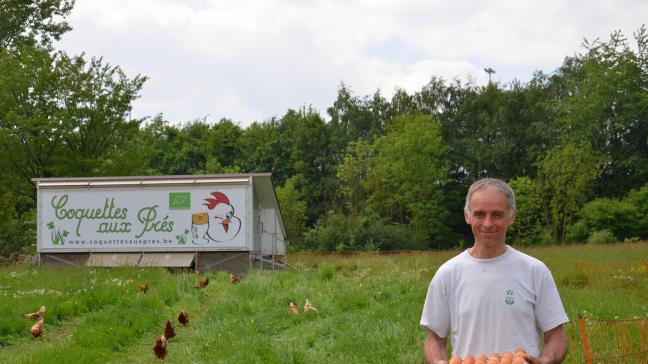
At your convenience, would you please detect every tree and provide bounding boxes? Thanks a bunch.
[278,108,337,225]
[336,139,374,216]
[236,119,292,184]
[536,143,605,243]
[204,118,243,170]
[507,176,544,246]
[367,113,454,248]
[0,46,147,200]
[0,188,35,255]
[327,84,392,148]
[0,0,75,50]
[275,176,307,247]
[556,27,648,197]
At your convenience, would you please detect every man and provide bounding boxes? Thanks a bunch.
[420,178,569,364]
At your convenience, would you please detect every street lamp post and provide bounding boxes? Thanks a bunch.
[484,67,495,84]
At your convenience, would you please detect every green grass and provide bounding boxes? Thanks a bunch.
[0,242,647,363]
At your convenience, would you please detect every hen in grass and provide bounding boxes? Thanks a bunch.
[153,335,168,359]
[289,302,299,315]
[138,283,149,294]
[304,299,318,313]
[164,319,176,339]
[178,309,189,326]
[21,305,45,320]
[31,319,44,338]
[230,273,240,284]
[196,277,209,289]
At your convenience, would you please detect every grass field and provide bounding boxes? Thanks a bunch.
[1,242,647,363]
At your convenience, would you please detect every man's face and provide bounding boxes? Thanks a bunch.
[464,186,515,247]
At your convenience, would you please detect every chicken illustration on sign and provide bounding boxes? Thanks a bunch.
[191,191,241,244]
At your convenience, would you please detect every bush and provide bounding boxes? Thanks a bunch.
[303,211,420,252]
[587,230,617,244]
[303,212,350,251]
[364,221,418,251]
[565,221,590,244]
[576,198,639,241]
[625,183,648,238]
[0,194,36,256]
[538,228,557,246]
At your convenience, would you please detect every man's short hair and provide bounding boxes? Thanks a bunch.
[464,178,516,216]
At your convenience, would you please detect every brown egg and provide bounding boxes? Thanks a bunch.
[475,360,486,364]
[475,354,488,362]
[512,356,526,364]
[461,355,475,364]
[514,348,527,355]
[499,352,513,364]
[486,359,498,364]
[489,352,501,360]
[449,355,462,364]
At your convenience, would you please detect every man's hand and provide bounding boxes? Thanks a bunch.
[524,354,549,364]
[525,325,568,364]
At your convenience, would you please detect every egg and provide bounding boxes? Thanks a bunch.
[449,355,462,364]
[514,348,527,356]
[511,357,526,364]
[461,354,475,364]
[499,352,513,364]
[475,354,488,362]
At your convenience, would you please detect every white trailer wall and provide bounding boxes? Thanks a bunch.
[36,181,250,252]
[33,174,287,271]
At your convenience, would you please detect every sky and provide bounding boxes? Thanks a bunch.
[56,0,647,127]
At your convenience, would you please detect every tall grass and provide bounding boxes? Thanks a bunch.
[0,242,646,363]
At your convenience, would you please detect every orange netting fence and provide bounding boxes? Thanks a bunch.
[564,316,648,364]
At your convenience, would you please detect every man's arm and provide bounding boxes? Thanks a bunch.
[423,330,449,364]
[525,325,568,364]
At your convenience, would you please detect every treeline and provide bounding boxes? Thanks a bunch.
[1,2,647,255]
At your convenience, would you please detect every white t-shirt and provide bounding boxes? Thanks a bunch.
[420,246,568,358]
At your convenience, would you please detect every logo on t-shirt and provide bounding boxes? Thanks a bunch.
[505,289,515,305]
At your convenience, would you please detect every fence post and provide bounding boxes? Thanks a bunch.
[578,315,591,364]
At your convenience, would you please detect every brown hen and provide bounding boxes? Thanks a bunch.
[196,277,209,289]
[289,302,299,315]
[138,283,149,294]
[164,319,176,339]
[153,335,168,359]
[178,309,189,326]
[31,319,44,338]
[304,299,318,313]
[21,305,46,320]
[230,273,240,284]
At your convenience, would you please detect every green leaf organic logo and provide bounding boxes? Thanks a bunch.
[169,192,190,210]
[47,221,69,245]
[176,229,190,244]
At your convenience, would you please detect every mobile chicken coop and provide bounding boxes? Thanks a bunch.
[32,174,287,274]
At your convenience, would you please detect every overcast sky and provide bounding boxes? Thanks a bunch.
[57,0,646,127]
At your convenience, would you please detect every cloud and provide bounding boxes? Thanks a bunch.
[57,0,647,126]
